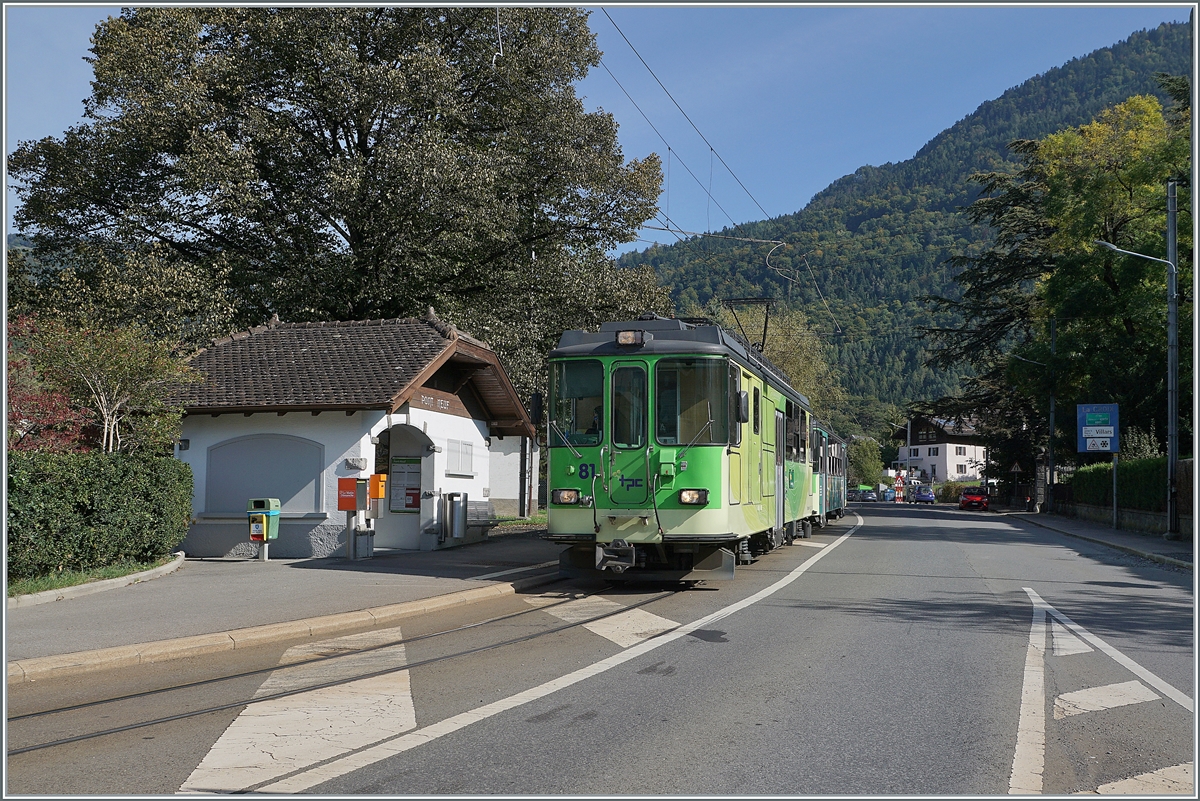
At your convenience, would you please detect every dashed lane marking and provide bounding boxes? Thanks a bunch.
[1050,619,1093,656]
[794,541,826,549]
[1009,595,1046,794]
[1053,680,1160,719]
[177,627,415,794]
[525,595,679,648]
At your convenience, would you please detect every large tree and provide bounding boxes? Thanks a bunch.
[924,81,1192,477]
[9,7,663,363]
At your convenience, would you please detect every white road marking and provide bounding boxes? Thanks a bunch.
[794,541,826,549]
[1053,680,1160,719]
[469,561,558,580]
[1087,761,1194,794]
[1027,589,1193,713]
[178,627,415,794]
[1011,589,1194,795]
[254,514,864,793]
[1051,620,1093,656]
[1009,592,1047,794]
[525,594,679,648]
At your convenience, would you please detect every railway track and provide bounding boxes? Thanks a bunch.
[8,581,684,756]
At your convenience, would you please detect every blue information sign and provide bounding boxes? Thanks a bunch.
[1077,403,1119,453]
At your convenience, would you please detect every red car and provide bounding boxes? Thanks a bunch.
[959,486,989,511]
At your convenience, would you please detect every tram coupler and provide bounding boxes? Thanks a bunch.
[596,539,637,573]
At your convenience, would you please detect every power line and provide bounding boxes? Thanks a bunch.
[601,8,772,221]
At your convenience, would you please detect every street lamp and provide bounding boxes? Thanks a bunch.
[1095,210,1180,539]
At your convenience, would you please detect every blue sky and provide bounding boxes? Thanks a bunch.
[4,3,1192,252]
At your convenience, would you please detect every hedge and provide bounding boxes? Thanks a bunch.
[6,451,193,582]
[1066,456,1167,512]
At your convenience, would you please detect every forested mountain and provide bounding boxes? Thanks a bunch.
[619,22,1191,423]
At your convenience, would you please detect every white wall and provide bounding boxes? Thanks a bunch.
[898,441,987,481]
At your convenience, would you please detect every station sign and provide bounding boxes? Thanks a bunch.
[1076,404,1119,453]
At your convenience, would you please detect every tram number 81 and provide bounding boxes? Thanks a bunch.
[578,463,598,479]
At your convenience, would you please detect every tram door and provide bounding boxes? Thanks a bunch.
[608,362,649,506]
[775,409,785,532]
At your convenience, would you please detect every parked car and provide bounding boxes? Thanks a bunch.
[847,489,863,502]
[861,490,878,502]
[959,486,989,511]
[910,485,936,504]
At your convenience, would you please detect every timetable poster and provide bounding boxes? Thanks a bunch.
[389,457,422,513]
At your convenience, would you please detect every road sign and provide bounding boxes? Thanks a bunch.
[1077,404,1119,453]
[1009,461,1023,473]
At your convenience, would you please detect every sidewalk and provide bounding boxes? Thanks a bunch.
[6,527,563,685]
[998,508,1193,571]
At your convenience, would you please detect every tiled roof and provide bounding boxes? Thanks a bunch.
[173,315,456,412]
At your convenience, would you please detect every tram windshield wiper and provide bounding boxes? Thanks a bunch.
[677,402,714,462]
[549,419,584,459]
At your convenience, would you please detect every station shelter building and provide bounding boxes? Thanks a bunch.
[170,310,538,558]
[890,415,987,483]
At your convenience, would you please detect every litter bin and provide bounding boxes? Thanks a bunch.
[247,498,280,541]
[441,492,467,540]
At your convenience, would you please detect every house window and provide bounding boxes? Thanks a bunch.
[956,446,966,456]
[957,464,967,474]
[928,447,939,456]
[446,439,474,476]
[909,448,919,457]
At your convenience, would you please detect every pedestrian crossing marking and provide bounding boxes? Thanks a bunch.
[525,594,679,648]
[177,626,415,794]
[1050,619,1093,656]
[1053,679,1160,719]
[1072,761,1194,795]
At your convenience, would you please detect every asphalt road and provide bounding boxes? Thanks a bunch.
[7,504,1193,795]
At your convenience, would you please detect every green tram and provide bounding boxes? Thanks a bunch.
[545,314,847,581]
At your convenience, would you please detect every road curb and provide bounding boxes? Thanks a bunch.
[1011,514,1193,571]
[6,570,561,686]
[6,552,188,610]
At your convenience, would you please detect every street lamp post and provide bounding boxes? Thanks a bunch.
[1095,204,1180,538]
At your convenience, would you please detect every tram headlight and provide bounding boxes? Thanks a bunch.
[552,489,581,505]
[615,330,651,346]
[678,489,709,505]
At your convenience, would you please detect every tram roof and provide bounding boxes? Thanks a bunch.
[551,314,810,408]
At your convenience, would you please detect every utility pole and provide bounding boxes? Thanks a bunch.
[1047,317,1056,513]
[1166,180,1180,539]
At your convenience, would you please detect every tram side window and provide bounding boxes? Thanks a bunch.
[611,365,646,449]
[728,365,743,446]
[753,387,761,435]
[550,360,603,447]
[800,409,809,463]
[656,359,729,446]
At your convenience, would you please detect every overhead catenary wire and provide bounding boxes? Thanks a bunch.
[601,8,771,221]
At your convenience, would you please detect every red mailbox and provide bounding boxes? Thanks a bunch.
[338,477,359,511]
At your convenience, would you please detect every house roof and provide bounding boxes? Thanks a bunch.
[172,310,534,438]
[890,415,981,442]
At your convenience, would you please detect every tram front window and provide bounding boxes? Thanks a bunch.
[655,359,729,446]
[611,365,647,449]
[550,360,603,447]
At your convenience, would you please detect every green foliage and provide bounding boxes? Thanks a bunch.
[618,22,1189,416]
[1123,425,1163,459]
[29,319,198,453]
[1067,456,1168,511]
[9,7,662,377]
[936,480,970,503]
[8,556,174,598]
[848,437,884,488]
[6,451,193,581]
[924,83,1192,479]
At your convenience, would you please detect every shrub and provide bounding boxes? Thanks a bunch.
[936,480,970,503]
[6,451,193,581]
[1065,456,1167,512]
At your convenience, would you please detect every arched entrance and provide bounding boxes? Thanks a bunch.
[372,424,435,549]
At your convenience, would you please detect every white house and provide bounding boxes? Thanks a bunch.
[172,311,537,558]
[891,416,988,483]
